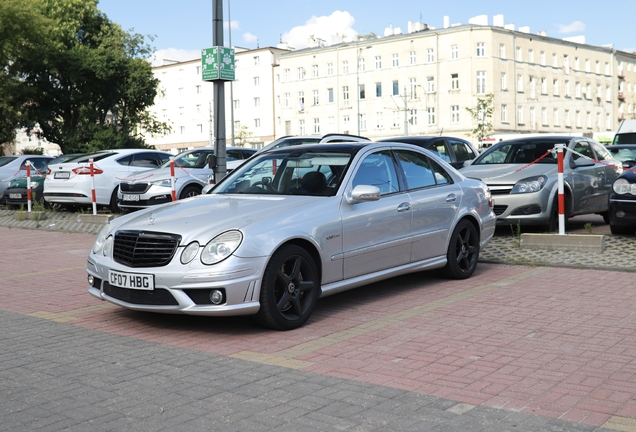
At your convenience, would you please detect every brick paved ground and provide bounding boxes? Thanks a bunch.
[2,226,636,430]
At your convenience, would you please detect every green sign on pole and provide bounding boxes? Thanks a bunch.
[202,47,235,81]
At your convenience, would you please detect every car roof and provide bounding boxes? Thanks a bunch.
[379,136,469,143]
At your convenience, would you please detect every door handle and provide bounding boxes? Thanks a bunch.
[446,193,457,202]
[397,203,411,212]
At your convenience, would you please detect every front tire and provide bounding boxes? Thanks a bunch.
[548,195,569,232]
[254,245,320,330]
[442,219,479,279]
[179,185,201,200]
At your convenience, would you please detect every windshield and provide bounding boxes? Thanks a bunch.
[608,146,636,162]
[211,149,353,196]
[472,140,565,165]
[613,133,636,145]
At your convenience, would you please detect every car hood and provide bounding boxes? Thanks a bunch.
[121,166,173,182]
[7,175,45,188]
[461,163,557,185]
[109,193,322,243]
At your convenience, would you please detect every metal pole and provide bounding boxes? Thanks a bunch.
[212,0,227,182]
[227,0,235,147]
[356,42,360,136]
[556,144,565,235]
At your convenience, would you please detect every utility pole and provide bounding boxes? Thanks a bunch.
[212,0,226,181]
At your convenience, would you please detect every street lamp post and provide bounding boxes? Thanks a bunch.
[356,43,371,136]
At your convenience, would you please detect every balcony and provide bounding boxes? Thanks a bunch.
[618,92,625,101]
[618,72,625,79]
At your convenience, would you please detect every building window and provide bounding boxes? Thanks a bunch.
[517,106,524,124]
[565,110,571,127]
[529,76,536,98]
[476,71,486,94]
[312,90,319,105]
[552,53,558,68]
[586,111,592,128]
[359,84,366,100]
[427,76,435,93]
[565,80,571,97]
[517,75,524,92]
[451,74,459,90]
[253,76,260,86]
[342,86,349,106]
[499,44,506,59]
[540,51,546,66]
[563,55,570,74]
[476,42,485,57]
[553,108,560,126]
[576,111,581,128]
[542,107,548,125]
[178,87,183,96]
[359,113,367,130]
[375,82,382,98]
[392,80,399,96]
[358,58,365,72]
[375,112,384,129]
[253,56,260,65]
[327,63,333,76]
[179,106,184,115]
[392,111,401,128]
[313,118,320,134]
[299,119,305,135]
[312,64,319,78]
[342,61,349,74]
[328,88,334,103]
[575,82,581,98]
[298,91,305,110]
[284,69,290,81]
[595,61,600,74]
[284,93,290,107]
[254,97,260,107]
[392,53,399,67]
[516,47,522,62]
[180,126,185,134]
[553,79,559,96]
[574,57,580,70]
[426,48,434,63]
[530,107,535,127]
[410,51,417,65]
[196,66,201,75]
[375,56,382,69]
[409,78,416,99]
[585,59,590,73]
[451,105,460,123]
[528,49,534,64]
[343,115,350,131]
[541,77,547,94]
[197,124,203,133]
[501,72,507,90]
[408,109,417,126]
[501,104,508,123]
[451,45,458,60]
[233,100,240,109]
[427,107,435,125]
[196,85,201,94]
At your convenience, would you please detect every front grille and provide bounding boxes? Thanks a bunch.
[120,182,150,193]
[490,188,513,195]
[511,205,542,216]
[493,205,508,216]
[103,282,178,305]
[113,231,181,268]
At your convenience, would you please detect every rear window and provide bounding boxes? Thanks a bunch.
[0,156,17,167]
[614,133,636,145]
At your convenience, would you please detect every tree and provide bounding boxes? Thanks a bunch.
[234,122,252,147]
[1,0,168,154]
[465,93,494,145]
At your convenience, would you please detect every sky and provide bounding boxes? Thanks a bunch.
[98,0,635,65]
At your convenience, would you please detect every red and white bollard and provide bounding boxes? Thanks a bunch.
[26,161,32,213]
[556,144,566,235]
[89,158,97,215]
[170,157,176,201]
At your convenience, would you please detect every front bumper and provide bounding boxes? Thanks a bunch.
[86,254,268,316]
[118,185,173,209]
[609,196,636,227]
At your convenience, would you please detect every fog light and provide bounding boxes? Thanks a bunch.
[87,275,94,286]
[210,290,223,305]
[617,211,626,218]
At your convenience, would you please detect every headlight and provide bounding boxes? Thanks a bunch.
[150,179,173,188]
[200,230,243,265]
[510,175,548,194]
[613,178,636,195]
[180,241,200,264]
[102,236,113,257]
[92,224,110,254]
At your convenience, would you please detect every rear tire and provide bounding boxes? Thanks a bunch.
[441,219,480,280]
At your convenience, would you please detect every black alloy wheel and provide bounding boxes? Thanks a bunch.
[254,245,320,330]
[442,219,480,279]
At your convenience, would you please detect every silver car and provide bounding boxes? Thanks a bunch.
[87,142,496,330]
[461,136,622,230]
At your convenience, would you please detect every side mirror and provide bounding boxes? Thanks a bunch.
[623,160,636,169]
[345,185,381,204]
[573,157,595,168]
[462,159,474,167]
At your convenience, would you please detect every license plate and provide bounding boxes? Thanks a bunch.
[122,194,140,201]
[54,172,70,179]
[9,193,22,199]
[108,270,154,290]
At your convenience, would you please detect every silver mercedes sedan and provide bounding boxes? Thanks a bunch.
[87,142,496,330]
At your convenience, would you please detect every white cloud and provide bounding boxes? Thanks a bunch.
[150,48,200,66]
[281,11,358,49]
[243,32,258,44]
[557,21,586,34]
[224,20,239,30]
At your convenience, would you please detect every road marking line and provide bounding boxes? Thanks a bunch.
[230,267,549,369]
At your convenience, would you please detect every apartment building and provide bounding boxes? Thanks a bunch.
[147,19,636,150]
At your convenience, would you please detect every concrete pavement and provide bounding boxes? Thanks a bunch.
[2,225,636,431]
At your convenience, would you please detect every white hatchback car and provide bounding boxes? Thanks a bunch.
[44,149,171,212]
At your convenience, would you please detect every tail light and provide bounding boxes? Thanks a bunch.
[47,168,51,175]
[486,189,493,208]
[72,167,104,175]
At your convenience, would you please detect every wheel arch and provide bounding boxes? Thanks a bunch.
[272,238,323,284]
